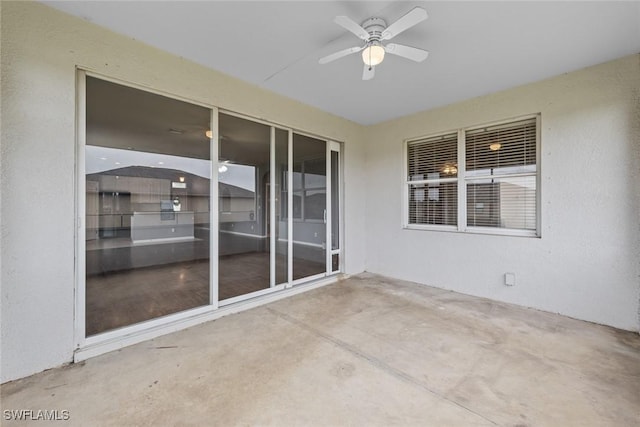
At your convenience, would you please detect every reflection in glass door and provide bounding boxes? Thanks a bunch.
[217,115,296,303]
[216,119,340,299]
[291,134,327,280]
[84,76,212,337]
[217,113,271,301]
[81,77,342,343]
[329,144,341,273]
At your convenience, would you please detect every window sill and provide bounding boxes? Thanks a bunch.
[464,226,539,238]
[403,224,458,233]
[404,224,540,238]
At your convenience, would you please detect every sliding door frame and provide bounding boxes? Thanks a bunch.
[269,127,276,288]
[74,71,343,353]
[287,128,294,288]
[74,70,87,348]
[215,111,290,306]
[209,109,220,307]
[327,141,342,274]
[74,69,219,350]
[216,114,342,296]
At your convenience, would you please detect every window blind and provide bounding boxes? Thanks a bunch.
[407,133,458,226]
[467,176,537,230]
[408,133,458,181]
[465,118,536,175]
[465,118,537,231]
[408,182,457,226]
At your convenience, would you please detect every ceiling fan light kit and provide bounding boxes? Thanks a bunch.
[362,42,385,67]
[319,7,429,80]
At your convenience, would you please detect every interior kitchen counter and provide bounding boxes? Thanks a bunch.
[131,211,195,243]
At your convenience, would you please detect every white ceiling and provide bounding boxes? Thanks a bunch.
[45,1,640,125]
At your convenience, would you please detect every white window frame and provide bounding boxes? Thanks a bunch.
[403,131,460,232]
[403,114,541,237]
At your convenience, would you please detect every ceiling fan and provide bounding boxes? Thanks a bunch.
[319,7,429,80]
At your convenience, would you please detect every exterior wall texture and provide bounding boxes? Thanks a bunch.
[364,54,640,333]
[0,2,366,382]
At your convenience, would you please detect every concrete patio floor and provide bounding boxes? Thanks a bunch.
[2,273,639,426]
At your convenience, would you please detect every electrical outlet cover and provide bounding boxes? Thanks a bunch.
[505,273,516,286]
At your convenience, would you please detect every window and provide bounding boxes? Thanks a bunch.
[405,115,539,236]
[407,133,458,227]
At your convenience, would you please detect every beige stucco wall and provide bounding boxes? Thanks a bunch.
[0,1,366,382]
[364,54,640,332]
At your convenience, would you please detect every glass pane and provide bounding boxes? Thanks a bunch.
[305,189,326,220]
[332,254,339,272]
[293,163,303,190]
[407,133,458,180]
[466,119,536,173]
[467,176,536,230]
[218,113,270,300]
[292,191,303,219]
[408,182,457,226]
[275,128,288,285]
[304,158,326,188]
[293,134,326,280]
[85,76,211,336]
[331,150,339,251]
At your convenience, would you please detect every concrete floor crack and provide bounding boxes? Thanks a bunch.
[266,307,499,426]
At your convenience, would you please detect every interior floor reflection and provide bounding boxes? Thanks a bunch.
[86,252,326,336]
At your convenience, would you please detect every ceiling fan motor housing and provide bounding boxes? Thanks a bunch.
[362,17,386,41]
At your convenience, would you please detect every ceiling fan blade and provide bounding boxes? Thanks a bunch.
[385,43,429,62]
[319,46,364,64]
[334,16,370,40]
[381,7,428,41]
[362,64,375,81]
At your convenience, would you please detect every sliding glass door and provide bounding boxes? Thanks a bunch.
[216,119,341,301]
[292,134,327,280]
[84,76,212,336]
[217,113,272,301]
[80,74,342,341]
